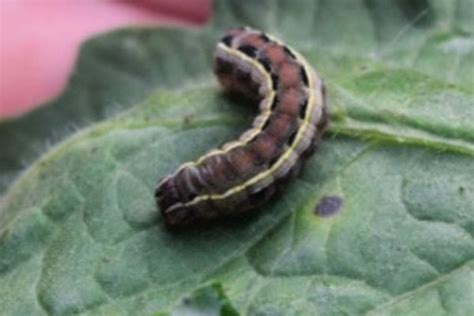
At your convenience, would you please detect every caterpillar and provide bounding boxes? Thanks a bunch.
[155,27,328,227]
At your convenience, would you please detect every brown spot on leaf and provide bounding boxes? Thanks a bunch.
[314,196,343,217]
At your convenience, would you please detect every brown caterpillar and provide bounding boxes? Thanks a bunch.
[155,27,328,227]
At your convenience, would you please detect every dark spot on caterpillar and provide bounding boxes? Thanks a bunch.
[283,46,296,59]
[268,155,279,167]
[248,186,272,204]
[287,129,298,145]
[248,190,265,204]
[314,196,343,217]
[299,99,308,119]
[163,205,199,228]
[300,66,309,86]
[221,35,233,47]
[238,45,258,58]
[246,132,259,144]
[253,154,266,166]
[184,191,198,202]
[271,73,279,89]
[236,69,251,82]
[270,95,279,110]
[458,186,465,194]
[261,118,271,130]
[155,179,180,211]
[258,57,272,72]
[215,57,233,74]
[260,32,270,42]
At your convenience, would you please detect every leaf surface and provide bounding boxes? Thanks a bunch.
[1,1,473,315]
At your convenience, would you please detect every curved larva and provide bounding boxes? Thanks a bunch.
[155,27,328,227]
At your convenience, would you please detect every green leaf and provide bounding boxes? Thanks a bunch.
[1,0,473,315]
[155,282,239,316]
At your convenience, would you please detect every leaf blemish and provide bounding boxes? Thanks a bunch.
[183,115,195,125]
[314,196,343,217]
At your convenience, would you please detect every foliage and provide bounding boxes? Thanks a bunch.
[1,1,473,315]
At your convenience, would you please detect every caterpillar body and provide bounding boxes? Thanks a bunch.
[155,27,328,227]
